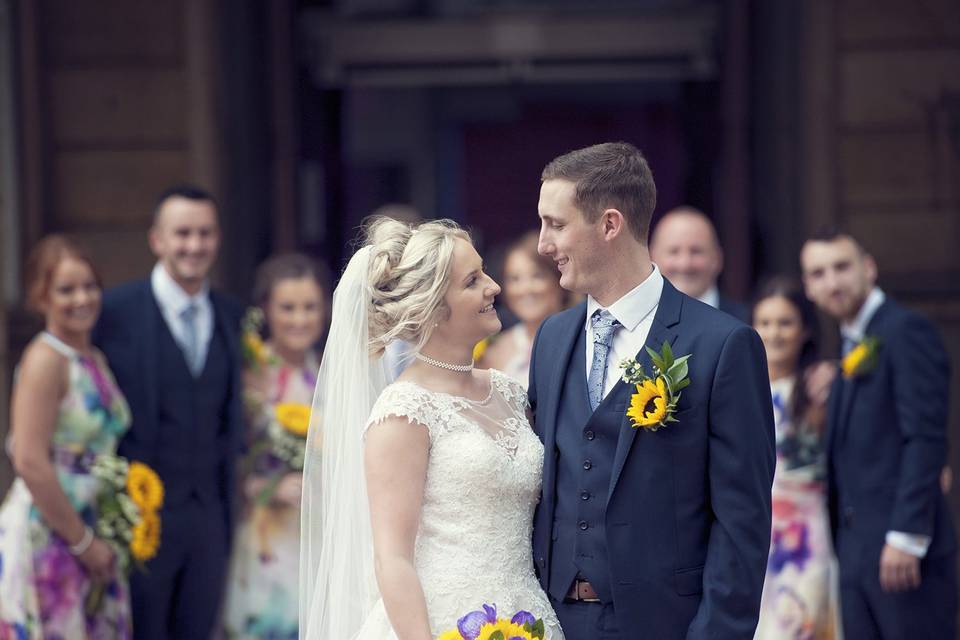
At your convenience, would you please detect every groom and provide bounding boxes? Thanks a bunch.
[529,142,775,639]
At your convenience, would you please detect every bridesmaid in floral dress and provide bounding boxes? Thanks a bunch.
[0,235,132,638]
[223,253,328,640]
[752,277,840,640]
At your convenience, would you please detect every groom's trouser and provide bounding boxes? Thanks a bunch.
[837,531,956,640]
[130,497,229,640]
[550,596,620,640]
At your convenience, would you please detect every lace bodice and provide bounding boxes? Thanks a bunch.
[364,369,562,639]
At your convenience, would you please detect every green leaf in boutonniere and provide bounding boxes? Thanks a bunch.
[619,341,692,431]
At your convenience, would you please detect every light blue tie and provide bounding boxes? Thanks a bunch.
[180,303,203,377]
[841,335,857,357]
[588,309,620,411]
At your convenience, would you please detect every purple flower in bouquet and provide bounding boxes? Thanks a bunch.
[440,604,545,640]
[458,604,498,640]
[510,610,536,627]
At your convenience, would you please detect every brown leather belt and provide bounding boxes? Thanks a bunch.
[566,578,601,603]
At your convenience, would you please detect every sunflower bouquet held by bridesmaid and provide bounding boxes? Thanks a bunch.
[90,456,165,569]
[86,456,164,611]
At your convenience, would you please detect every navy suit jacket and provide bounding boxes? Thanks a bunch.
[718,294,750,324]
[827,297,956,559]
[92,279,245,539]
[529,279,775,639]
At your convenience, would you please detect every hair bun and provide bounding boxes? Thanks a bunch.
[359,216,470,356]
[364,216,414,294]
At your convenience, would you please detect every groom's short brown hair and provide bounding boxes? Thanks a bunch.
[541,141,657,242]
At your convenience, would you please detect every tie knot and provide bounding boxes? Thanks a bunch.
[180,303,198,321]
[591,309,619,346]
[841,335,857,357]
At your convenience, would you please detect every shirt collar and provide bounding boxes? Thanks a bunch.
[151,262,210,315]
[697,285,720,309]
[586,264,664,332]
[841,287,885,342]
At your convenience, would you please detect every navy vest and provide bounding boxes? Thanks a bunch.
[549,325,623,602]
[154,304,232,508]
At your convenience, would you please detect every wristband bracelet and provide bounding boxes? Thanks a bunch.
[68,526,94,556]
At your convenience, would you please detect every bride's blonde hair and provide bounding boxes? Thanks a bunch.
[364,216,471,356]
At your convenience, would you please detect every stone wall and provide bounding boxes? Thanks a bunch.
[798,0,960,519]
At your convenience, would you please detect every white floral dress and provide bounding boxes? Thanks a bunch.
[0,332,132,639]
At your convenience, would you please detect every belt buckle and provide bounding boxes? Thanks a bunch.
[575,578,601,603]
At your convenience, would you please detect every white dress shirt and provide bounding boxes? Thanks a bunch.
[584,264,664,401]
[697,285,720,309]
[841,287,930,558]
[151,263,214,370]
[840,286,885,344]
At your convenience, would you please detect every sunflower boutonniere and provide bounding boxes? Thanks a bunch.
[842,336,881,379]
[618,341,691,432]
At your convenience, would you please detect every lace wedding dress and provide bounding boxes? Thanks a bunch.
[354,368,563,639]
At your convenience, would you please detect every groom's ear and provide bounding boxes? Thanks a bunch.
[600,208,626,241]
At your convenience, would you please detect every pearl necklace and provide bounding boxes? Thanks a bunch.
[415,352,474,372]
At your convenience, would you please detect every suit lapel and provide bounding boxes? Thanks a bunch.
[609,280,682,496]
[542,304,587,486]
[835,377,858,446]
[211,292,242,397]
[210,293,233,365]
[825,374,844,458]
[835,299,891,446]
[142,283,162,454]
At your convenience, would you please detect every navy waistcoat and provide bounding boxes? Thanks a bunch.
[154,304,232,508]
[549,325,623,602]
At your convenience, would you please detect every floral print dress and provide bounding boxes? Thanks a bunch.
[223,352,318,640]
[755,376,840,640]
[0,332,132,639]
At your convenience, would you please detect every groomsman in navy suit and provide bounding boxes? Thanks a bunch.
[649,206,750,323]
[801,230,957,639]
[529,142,775,639]
[93,186,244,639]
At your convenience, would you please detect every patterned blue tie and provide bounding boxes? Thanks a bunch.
[588,309,620,411]
[180,303,203,377]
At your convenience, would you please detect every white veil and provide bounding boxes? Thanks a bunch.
[300,245,390,639]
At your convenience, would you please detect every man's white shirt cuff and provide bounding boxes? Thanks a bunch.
[886,530,931,558]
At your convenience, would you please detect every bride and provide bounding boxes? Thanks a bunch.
[299,217,564,639]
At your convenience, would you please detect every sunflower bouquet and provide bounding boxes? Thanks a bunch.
[87,454,164,611]
[240,307,279,371]
[438,604,545,640]
[619,341,692,431]
[90,455,164,568]
[245,402,311,505]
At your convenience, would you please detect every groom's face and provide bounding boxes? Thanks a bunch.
[537,179,606,297]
